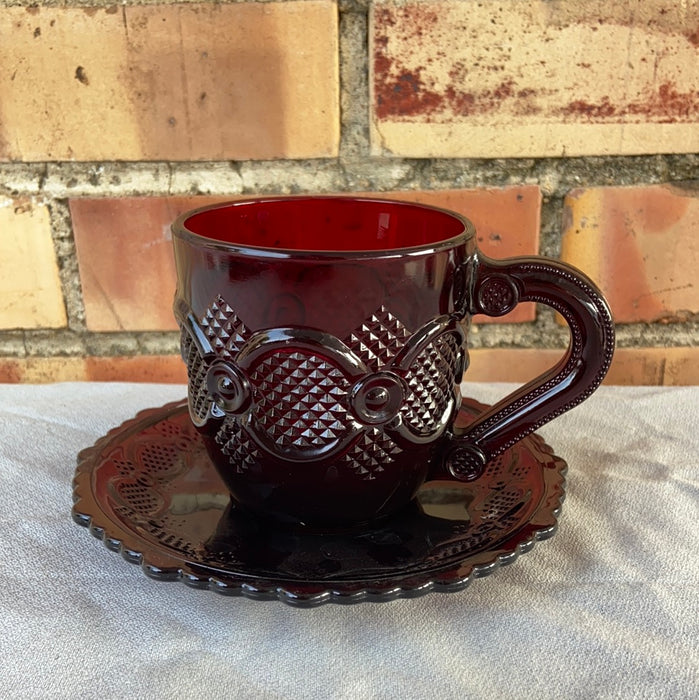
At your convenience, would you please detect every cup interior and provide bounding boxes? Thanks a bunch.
[179,197,469,253]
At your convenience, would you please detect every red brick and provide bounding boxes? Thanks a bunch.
[0,355,187,383]
[0,359,24,383]
[70,196,227,331]
[85,356,187,383]
[371,1,699,157]
[562,184,699,323]
[604,347,699,386]
[0,3,339,161]
[466,348,564,384]
[0,357,87,383]
[0,198,66,329]
[466,347,699,386]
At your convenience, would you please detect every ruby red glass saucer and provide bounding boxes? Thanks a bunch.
[72,398,567,607]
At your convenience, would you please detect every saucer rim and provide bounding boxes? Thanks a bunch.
[72,400,567,607]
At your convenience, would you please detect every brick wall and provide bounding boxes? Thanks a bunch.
[0,0,697,386]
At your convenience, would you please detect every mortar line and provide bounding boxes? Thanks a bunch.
[338,6,371,162]
[1,154,697,199]
[0,0,319,7]
[2,320,696,359]
[46,198,88,334]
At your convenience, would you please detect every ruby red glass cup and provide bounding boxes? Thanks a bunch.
[172,197,614,527]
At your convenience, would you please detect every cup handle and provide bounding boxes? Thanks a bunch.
[443,252,615,481]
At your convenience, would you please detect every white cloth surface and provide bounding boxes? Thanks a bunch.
[0,381,697,699]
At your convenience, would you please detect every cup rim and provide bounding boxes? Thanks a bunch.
[171,196,475,259]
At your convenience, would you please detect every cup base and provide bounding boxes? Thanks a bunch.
[212,498,423,538]
[202,432,435,529]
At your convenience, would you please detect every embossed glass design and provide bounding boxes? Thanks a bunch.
[171,197,614,526]
[72,398,567,606]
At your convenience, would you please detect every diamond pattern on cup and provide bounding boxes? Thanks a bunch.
[347,305,411,370]
[249,351,351,449]
[339,428,402,480]
[215,418,260,474]
[181,329,212,424]
[401,333,461,434]
[201,295,251,359]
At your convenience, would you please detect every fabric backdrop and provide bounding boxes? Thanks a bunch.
[0,382,697,699]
